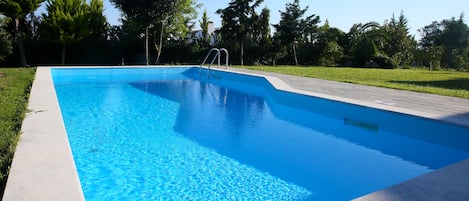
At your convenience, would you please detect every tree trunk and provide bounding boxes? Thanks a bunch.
[14,18,28,67]
[155,22,164,64]
[16,39,28,67]
[61,45,66,65]
[145,26,149,65]
[240,41,244,66]
[292,43,298,66]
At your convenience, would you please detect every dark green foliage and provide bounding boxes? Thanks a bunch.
[0,0,45,66]
[0,0,467,71]
[419,14,469,70]
[0,18,12,63]
[111,0,198,65]
[316,21,346,66]
[383,12,415,66]
[373,53,398,68]
[199,9,210,47]
[273,0,320,65]
[39,0,107,65]
[346,22,387,66]
[217,0,264,65]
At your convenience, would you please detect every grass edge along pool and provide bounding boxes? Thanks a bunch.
[51,67,469,201]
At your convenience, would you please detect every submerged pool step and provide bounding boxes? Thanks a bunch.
[344,117,379,132]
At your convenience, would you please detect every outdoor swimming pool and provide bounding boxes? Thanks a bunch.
[52,67,469,201]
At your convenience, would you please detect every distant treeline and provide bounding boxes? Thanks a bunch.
[0,0,468,70]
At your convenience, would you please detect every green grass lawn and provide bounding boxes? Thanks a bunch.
[239,66,469,98]
[0,68,35,191]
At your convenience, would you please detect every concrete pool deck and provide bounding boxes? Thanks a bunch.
[3,66,469,200]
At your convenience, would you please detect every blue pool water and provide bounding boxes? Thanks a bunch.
[52,67,469,201]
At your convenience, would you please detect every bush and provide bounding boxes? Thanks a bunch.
[373,54,398,69]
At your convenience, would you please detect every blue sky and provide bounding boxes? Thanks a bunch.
[80,0,469,38]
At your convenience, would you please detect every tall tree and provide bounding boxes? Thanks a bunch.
[257,7,271,46]
[273,0,320,65]
[383,11,416,66]
[317,20,345,66]
[199,9,210,46]
[346,22,388,66]
[217,0,264,66]
[111,0,198,65]
[252,7,272,64]
[0,0,45,66]
[419,14,469,69]
[39,0,105,65]
[88,0,108,40]
[153,0,198,64]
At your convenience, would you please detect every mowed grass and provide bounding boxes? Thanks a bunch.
[240,66,469,98]
[0,68,35,191]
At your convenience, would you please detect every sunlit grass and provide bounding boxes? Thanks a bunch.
[238,66,469,98]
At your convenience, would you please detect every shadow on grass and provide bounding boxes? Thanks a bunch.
[390,78,469,91]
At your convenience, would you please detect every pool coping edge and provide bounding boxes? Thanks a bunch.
[3,67,85,201]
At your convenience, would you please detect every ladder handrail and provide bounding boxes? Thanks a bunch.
[219,48,229,69]
[200,48,229,77]
[200,48,220,68]
[209,51,220,68]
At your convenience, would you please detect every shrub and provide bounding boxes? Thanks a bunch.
[373,54,398,69]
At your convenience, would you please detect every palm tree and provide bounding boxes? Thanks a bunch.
[0,0,45,66]
[346,22,388,65]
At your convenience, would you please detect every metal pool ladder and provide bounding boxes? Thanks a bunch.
[200,48,229,76]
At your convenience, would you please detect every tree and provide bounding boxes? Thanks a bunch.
[111,0,176,65]
[419,14,469,69]
[199,9,210,46]
[153,0,198,64]
[0,17,13,63]
[383,12,416,66]
[39,0,105,65]
[255,7,273,64]
[111,0,198,65]
[273,0,320,65]
[316,20,345,66]
[88,0,108,40]
[217,0,264,66]
[259,7,271,42]
[0,0,45,66]
[346,22,388,66]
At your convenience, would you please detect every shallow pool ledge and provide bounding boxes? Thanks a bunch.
[2,67,85,201]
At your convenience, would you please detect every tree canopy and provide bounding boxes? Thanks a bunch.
[0,0,468,70]
[0,0,45,66]
[217,0,264,65]
[419,14,469,69]
[39,0,106,64]
[273,0,320,65]
[0,17,12,62]
[111,0,198,64]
